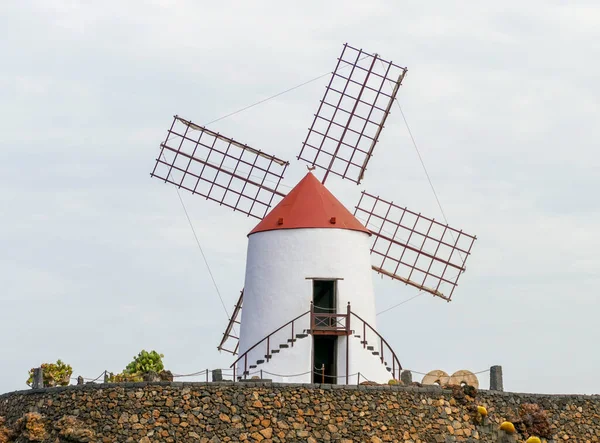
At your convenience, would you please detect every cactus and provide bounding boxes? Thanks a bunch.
[500,421,516,434]
[124,350,164,375]
[108,350,166,383]
[27,360,72,387]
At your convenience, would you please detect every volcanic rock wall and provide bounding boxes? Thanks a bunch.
[1,382,599,442]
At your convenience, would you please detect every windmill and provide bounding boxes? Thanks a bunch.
[150,43,477,383]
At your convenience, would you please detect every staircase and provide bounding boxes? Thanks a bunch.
[231,311,311,380]
[231,303,401,382]
[349,311,402,380]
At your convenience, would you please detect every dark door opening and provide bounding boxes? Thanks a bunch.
[312,280,337,383]
[313,336,337,383]
[313,280,336,314]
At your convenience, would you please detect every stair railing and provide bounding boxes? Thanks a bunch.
[230,304,402,382]
[350,311,403,381]
[231,310,310,381]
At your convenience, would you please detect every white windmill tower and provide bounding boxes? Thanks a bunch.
[150,43,477,384]
[239,171,391,383]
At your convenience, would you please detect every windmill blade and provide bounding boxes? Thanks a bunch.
[151,116,290,219]
[217,289,243,355]
[298,43,407,185]
[355,191,477,301]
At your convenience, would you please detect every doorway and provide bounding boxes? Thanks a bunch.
[313,336,337,383]
[313,280,336,314]
[312,280,337,383]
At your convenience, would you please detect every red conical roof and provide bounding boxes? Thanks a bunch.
[249,172,370,236]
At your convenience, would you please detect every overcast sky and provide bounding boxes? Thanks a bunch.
[1,0,599,395]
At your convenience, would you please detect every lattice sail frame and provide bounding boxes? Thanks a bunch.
[151,116,289,219]
[217,289,243,355]
[355,192,477,301]
[298,43,407,184]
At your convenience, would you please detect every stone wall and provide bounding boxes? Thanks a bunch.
[1,382,599,442]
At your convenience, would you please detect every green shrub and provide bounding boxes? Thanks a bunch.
[108,350,165,382]
[125,350,164,375]
[27,360,72,387]
[106,372,142,383]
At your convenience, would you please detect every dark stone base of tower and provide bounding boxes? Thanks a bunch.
[1,382,598,442]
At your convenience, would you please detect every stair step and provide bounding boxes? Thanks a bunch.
[249,365,257,369]
[360,341,368,345]
[296,333,308,339]
[287,338,296,343]
[386,367,391,372]
[279,344,289,349]
[256,359,265,365]
[272,350,280,354]
[372,352,379,356]
[353,335,361,338]
[265,355,271,359]
[367,346,374,351]
[242,371,249,376]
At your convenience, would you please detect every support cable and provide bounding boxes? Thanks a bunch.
[394,99,451,226]
[375,57,453,233]
[202,72,332,127]
[159,149,234,328]
[175,187,232,322]
[394,98,464,262]
[376,291,424,316]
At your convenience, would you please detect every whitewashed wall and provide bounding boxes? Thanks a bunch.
[237,228,394,383]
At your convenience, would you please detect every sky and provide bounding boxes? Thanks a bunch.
[1,0,599,395]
